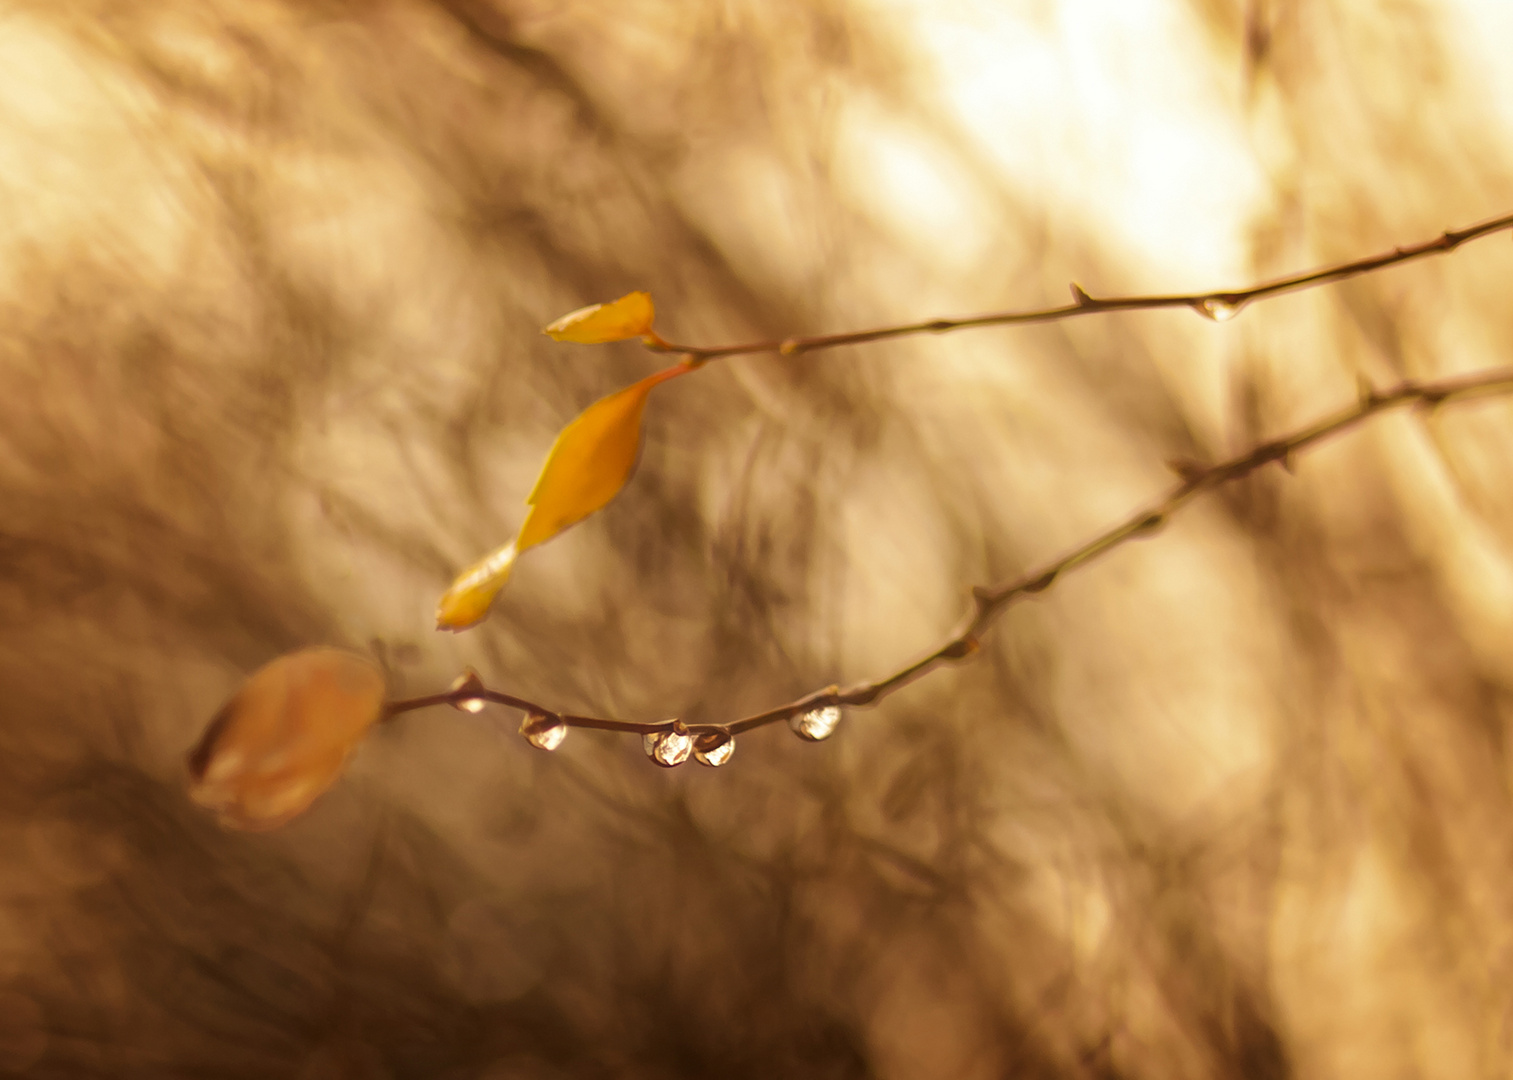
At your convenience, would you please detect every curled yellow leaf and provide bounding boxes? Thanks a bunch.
[434,540,516,632]
[543,291,656,344]
[186,648,387,831]
[435,364,687,631]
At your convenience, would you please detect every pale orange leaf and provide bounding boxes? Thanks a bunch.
[186,648,386,830]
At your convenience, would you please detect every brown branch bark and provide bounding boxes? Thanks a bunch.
[645,210,1513,361]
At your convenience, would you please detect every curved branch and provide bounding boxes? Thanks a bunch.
[387,366,1513,748]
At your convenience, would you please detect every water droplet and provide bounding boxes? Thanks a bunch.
[643,727,692,767]
[450,669,487,713]
[1196,296,1244,322]
[520,711,566,751]
[694,733,735,768]
[789,705,842,742]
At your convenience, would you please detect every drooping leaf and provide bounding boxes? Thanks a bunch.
[186,648,387,830]
[435,364,687,631]
[543,291,656,344]
[516,365,684,550]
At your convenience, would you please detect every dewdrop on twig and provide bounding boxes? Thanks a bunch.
[789,705,842,742]
[1195,296,1246,322]
[449,669,487,714]
[643,727,693,767]
[694,733,735,768]
[520,711,567,751]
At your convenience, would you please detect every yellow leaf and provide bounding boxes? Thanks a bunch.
[543,291,656,344]
[186,648,387,831]
[434,364,687,631]
[434,541,517,632]
[516,365,683,552]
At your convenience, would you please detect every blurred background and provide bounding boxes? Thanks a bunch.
[2,0,1513,1076]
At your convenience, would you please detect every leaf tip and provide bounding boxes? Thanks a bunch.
[434,542,517,631]
[543,291,656,344]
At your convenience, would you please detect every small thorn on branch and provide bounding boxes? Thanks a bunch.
[1356,372,1380,405]
[841,682,882,707]
[1415,389,1448,413]
[1165,457,1209,483]
[1024,569,1059,593]
[1070,283,1093,307]
[1256,440,1290,465]
[941,636,980,660]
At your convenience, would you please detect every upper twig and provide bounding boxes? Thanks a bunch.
[645,210,1513,360]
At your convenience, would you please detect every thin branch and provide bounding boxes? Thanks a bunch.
[386,366,1513,753]
[644,210,1513,361]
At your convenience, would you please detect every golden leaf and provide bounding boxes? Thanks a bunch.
[516,365,683,550]
[435,364,687,631]
[186,648,387,831]
[543,291,656,344]
[434,541,516,632]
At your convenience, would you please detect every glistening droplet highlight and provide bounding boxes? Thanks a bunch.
[1196,296,1244,322]
[789,705,842,742]
[520,711,567,751]
[643,728,692,767]
[449,669,487,714]
[694,733,735,768]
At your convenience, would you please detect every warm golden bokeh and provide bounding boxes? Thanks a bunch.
[2,0,1513,1076]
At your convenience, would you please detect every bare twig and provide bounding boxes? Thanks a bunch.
[643,210,1513,361]
[387,366,1513,753]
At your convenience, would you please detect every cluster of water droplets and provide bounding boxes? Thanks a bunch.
[445,667,845,761]
[638,726,740,768]
[788,704,842,742]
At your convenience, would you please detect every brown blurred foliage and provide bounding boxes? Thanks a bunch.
[3,0,1513,1077]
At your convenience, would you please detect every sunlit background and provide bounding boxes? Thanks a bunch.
[2,0,1513,1076]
